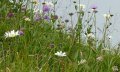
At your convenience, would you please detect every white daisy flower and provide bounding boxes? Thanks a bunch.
[4,30,20,38]
[55,51,66,57]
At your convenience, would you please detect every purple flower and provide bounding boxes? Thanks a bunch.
[18,30,24,35]
[33,12,41,21]
[91,4,97,9]
[7,12,14,18]
[91,4,98,13]
[43,5,50,12]
[44,16,50,20]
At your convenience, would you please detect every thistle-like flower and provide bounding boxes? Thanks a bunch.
[91,4,98,13]
[43,5,50,12]
[91,4,97,10]
[4,30,20,38]
[42,2,54,12]
[18,30,24,35]
[33,12,41,21]
[55,51,66,57]
[44,16,50,20]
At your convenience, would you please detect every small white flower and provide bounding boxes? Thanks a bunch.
[79,4,85,10]
[103,14,111,19]
[24,17,31,21]
[55,51,66,57]
[4,30,19,38]
[96,56,103,62]
[87,33,95,39]
[78,59,87,65]
[112,66,119,72]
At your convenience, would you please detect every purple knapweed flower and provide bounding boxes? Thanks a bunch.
[33,12,41,21]
[44,16,50,20]
[91,4,98,13]
[43,5,50,12]
[18,30,24,35]
[91,4,97,9]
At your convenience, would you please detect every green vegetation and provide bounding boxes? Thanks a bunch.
[0,0,120,72]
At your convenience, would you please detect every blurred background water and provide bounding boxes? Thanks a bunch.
[29,0,120,46]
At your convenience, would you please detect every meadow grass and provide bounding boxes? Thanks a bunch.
[0,0,120,72]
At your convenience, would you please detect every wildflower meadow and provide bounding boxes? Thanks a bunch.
[0,0,120,72]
